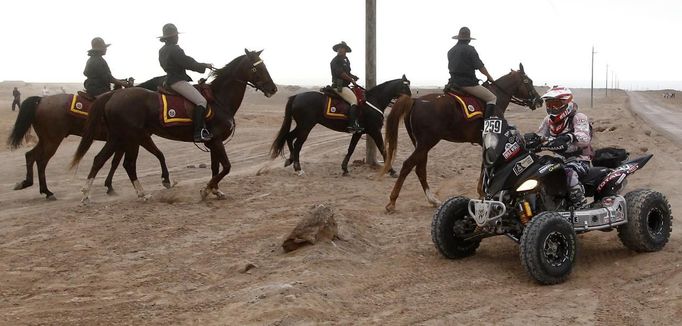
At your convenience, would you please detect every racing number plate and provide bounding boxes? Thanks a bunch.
[484,119,502,134]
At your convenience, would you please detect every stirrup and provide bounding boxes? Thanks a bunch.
[194,128,213,142]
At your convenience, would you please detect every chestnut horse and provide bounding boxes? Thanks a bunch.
[270,75,412,176]
[71,50,277,203]
[382,63,543,212]
[7,84,170,200]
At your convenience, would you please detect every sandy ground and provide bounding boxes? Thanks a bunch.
[0,81,681,325]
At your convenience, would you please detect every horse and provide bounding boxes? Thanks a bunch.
[71,49,277,203]
[270,75,412,176]
[7,86,171,200]
[381,63,543,212]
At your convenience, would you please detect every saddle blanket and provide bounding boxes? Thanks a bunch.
[323,96,351,120]
[67,92,95,118]
[446,92,484,120]
[159,93,214,127]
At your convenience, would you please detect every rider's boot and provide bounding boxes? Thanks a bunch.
[569,183,587,208]
[484,103,497,119]
[193,105,213,142]
[347,105,363,133]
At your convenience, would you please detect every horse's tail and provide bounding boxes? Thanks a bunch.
[270,95,296,159]
[71,91,114,169]
[8,96,41,149]
[382,94,414,175]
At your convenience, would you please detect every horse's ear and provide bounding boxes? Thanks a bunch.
[519,63,525,73]
[244,48,250,55]
[257,49,263,56]
[402,74,407,80]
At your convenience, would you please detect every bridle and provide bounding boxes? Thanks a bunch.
[235,58,269,93]
[486,72,540,108]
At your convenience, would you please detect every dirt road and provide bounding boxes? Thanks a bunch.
[0,84,680,325]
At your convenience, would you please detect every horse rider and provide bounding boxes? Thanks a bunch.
[83,37,131,97]
[447,27,497,118]
[158,23,214,142]
[12,87,21,111]
[330,41,362,133]
[535,86,593,207]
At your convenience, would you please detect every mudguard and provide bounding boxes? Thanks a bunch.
[596,154,653,197]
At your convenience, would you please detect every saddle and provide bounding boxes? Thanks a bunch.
[157,83,215,127]
[67,91,97,118]
[444,90,484,120]
[319,85,366,120]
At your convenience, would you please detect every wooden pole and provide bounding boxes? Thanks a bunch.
[590,46,596,108]
[605,64,608,97]
[365,0,378,165]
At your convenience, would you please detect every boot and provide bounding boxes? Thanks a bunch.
[347,105,364,133]
[484,103,497,119]
[569,184,586,208]
[193,105,213,142]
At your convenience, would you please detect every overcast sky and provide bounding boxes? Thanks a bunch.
[1,0,680,89]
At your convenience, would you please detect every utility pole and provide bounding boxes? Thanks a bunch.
[591,46,597,108]
[605,64,608,97]
[365,0,378,165]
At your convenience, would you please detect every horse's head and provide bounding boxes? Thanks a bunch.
[373,74,412,99]
[511,63,543,110]
[241,49,278,97]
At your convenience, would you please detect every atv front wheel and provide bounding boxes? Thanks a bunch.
[520,212,577,285]
[618,189,672,252]
[431,197,481,259]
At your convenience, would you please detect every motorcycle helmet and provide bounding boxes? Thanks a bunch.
[542,86,576,134]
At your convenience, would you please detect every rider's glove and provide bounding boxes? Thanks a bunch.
[543,134,573,152]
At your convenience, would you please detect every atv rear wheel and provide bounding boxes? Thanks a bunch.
[520,212,577,285]
[431,197,481,259]
[618,189,672,252]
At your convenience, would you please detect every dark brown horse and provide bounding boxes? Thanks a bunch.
[382,64,543,212]
[71,49,277,203]
[270,75,412,176]
[7,87,171,200]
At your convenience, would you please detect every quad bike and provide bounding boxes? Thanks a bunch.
[431,117,673,285]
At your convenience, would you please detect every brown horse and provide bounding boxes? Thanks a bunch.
[382,63,543,212]
[7,89,171,200]
[71,49,277,203]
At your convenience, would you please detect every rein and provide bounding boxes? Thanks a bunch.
[485,79,536,107]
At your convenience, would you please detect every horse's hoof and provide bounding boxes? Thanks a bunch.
[284,159,293,167]
[106,188,117,196]
[139,194,152,201]
[212,189,226,200]
[46,194,57,201]
[385,203,396,213]
[296,170,306,177]
[389,171,398,178]
[80,197,91,206]
[13,181,31,190]
[342,170,350,177]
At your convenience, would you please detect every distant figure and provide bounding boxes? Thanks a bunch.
[158,23,214,142]
[12,87,21,111]
[83,37,131,97]
[60,86,66,94]
[42,86,50,96]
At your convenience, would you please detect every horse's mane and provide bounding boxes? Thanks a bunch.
[209,54,248,91]
[366,78,401,97]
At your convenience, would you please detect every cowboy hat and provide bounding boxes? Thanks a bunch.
[89,37,110,52]
[332,41,352,53]
[158,23,181,39]
[452,26,476,40]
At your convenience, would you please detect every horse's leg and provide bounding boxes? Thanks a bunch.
[201,142,231,200]
[415,149,440,207]
[366,127,398,178]
[36,139,60,200]
[210,148,219,177]
[139,136,174,188]
[292,125,314,175]
[121,144,148,200]
[81,140,118,204]
[284,127,297,167]
[385,138,437,212]
[104,150,123,195]
[341,133,363,176]
[14,145,38,190]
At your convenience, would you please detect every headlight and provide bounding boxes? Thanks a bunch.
[516,179,538,192]
[483,132,498,150]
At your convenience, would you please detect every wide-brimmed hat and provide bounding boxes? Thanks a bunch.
[332,41,352,53]
[89,37,110,52]
[158,23,180,39]
[452,27,476,40]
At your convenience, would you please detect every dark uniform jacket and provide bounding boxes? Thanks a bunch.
[83,54,113,96]
[330,55,353,90]
[13,89,20,100]
[159,44,206,86]
[447,41,485,87]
